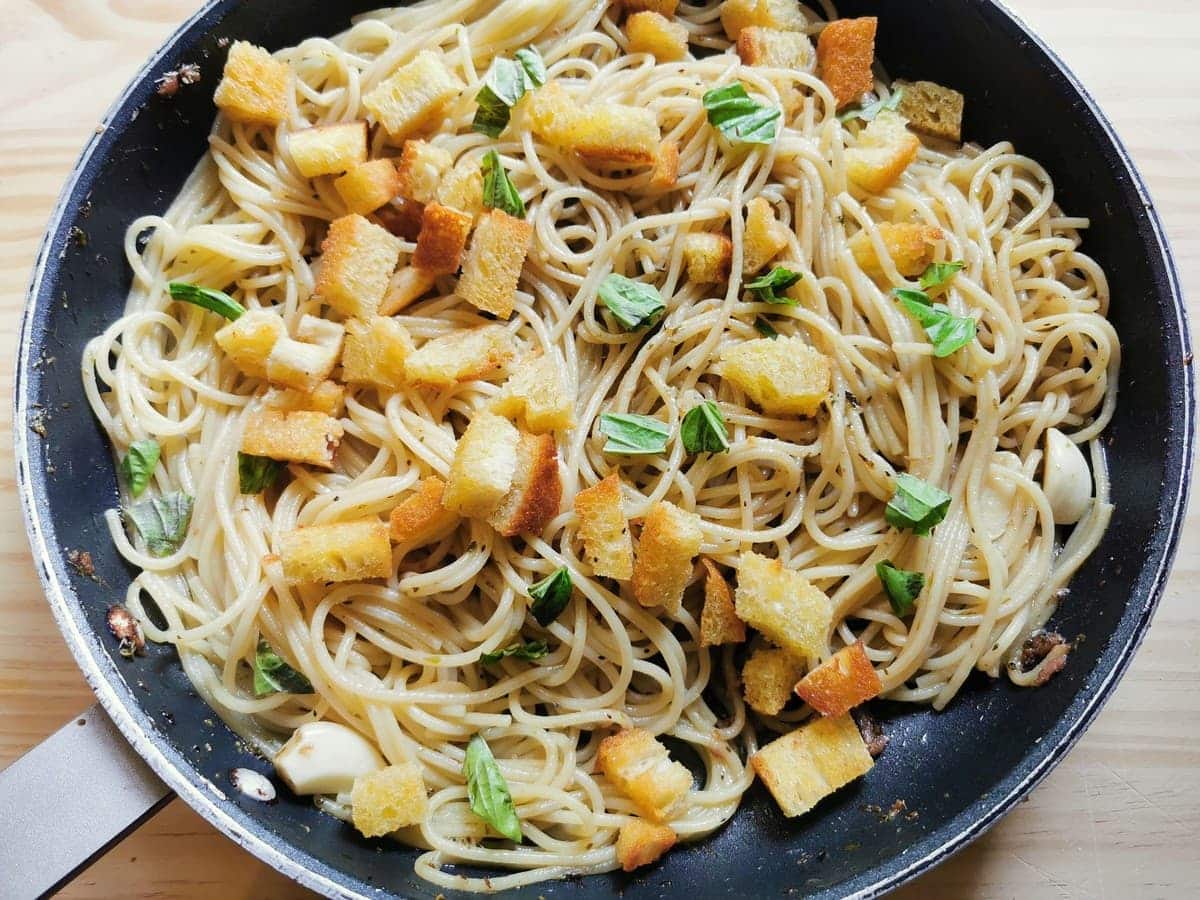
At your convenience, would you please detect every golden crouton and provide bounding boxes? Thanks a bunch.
[737,26,812,69]
[436,157,485,219]
[264,315,344,393]
[699,558,745,647]
[489,433,562,537]
[574,475,634,580]
[742,197,790,274]
[457,210,534,318]
[649,140,679,191]
[404,324,515,388]
[340,317,414,391]
[492,353,575,433]
[215,310,285,380]
[288,121,367,178]
[443,411,521,518]
[627,12,689,62]
[597,728,693,822]
[616,818,676,872]
[241,408,343,469]
[412,203,474,275]
[845,110,920,194]
[743,646,806,716]
[719,335,831,416]
[816,17,877,109]
[751,714,873,817]
[351,763,428,838]
[848,223,944,278]
[527,83,661,167]
[265,380,346,417]
[795,641,881,718]
[396,140,454,205]
[683,233,733,284]
[314,214,403,319]
[895,79,965,142]
[719,0,807,41]
[362,50,462,140]
[379,266,437,317]
[632,501,703,613]
[373,197,426,241]
[390,477,460,546]
[335,159,401,216]
[622,0,678,15]
[213,41,291,126]
[735,552,832,663]
[278,518,392,584]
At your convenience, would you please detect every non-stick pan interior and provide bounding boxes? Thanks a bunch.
[16,1,1192,897]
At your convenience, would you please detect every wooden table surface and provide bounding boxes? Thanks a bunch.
[2,1,1198,897]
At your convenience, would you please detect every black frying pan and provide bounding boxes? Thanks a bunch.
[6,1,1194,897]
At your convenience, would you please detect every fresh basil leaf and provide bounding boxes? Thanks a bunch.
[702,83,781,145]
[473,86,511,139]
[120,439,160,498]
[875,560,924,617]
[746,266,802,305]
[839,88,904,124]
[472,51,544,138]
[893,288,977,358]
[514,47,546,89]
[919,260,965,291]
[754,316,779,339]
[529,568,572,626]
[680,401,729,454]
[885,473,951,536]
[168,282,246,321]
[598,412,671,456]
[253,639,314,697]
[481,639,550,665]
[125,491,194,557]
[597,274,665,331]
[481,150,526,218]
[463,734,523,842]
[238,452,283,494]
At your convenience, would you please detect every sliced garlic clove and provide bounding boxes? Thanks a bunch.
[1043,428,1092,525]
[975,451,1022,539]
[273,721,384,796]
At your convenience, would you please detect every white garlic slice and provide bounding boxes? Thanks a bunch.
[1043,428,1092,525]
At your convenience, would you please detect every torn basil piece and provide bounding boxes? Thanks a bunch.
[839,88,904,124]
[528,568,573,626]
[120,439,160,498]
[598,412,671,456]
[893,288,977,358]
[472,48,547,138]
[746,266,802,305]
[597,274,665,331]
[463,734,523,842]
[481,150,526,218]
[885,474,951,536]
[253,639,315,697]
[702,82,781,145]
[238,453,283,494]
[481,640,550,665]
[876,560,924,617]
[680,401,730,454]
[168,282,246,321]
[125,491,194,557]
[919,260,965,291]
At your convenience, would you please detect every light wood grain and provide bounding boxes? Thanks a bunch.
[1,2,1197,897]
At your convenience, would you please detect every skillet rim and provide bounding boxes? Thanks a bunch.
[12,0,1195,897]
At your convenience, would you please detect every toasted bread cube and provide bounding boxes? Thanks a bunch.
[683,233,733,284]
[390,477,460,546]
[396,140,454,205]
[279,518,391,584]
[743,646,806,716]
[259,315,343,393]
[527,83,661,167]
[288,121,367,178]
[341,317,414,391]
[241,408,343,469]
[720,335,831,416]
[379,266,437,316]
[443,411,521,518]
[649,140,679,191]
[627,12,689,62]
[216,310,285,380]
[845,110,920,194]
[622,0,678,14]
[719,0,807,41]
[737,26,812,69]
[632,501,703,613]
[616,819,676,872]
[795,641,881,717]
[436,157,485,218]
[351,763,427,838]
[817,17,877,109]
[315,214,403,319]
[751,714,873,817]
[265,380,346,417]
[362,50,462,140]
[574,475,634,580]
[335,159,401,216]
[412,203,474,275]
[457,210,534,318]
[597,728,692,822]
[849,223,944,279]
[489,432,562,537]
[699,558,745,647]
[213,41,291,126]
[373,197,426,241]
[896,80,964,142]
[735,552,832,663]
[742,197,790,274]
[492,353,575,433]
[404,324,515,388]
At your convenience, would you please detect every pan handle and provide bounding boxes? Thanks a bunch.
[0,703,171,898]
